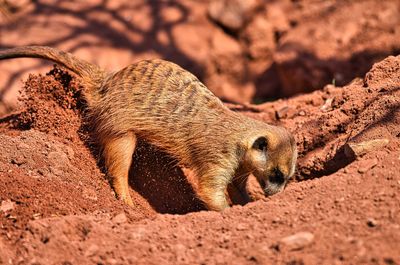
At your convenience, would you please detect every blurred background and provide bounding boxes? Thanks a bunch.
[0,0,399,116]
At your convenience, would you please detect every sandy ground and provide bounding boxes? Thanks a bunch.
[0,1,399,264]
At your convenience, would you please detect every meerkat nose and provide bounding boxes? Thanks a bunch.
[269,168,285,185]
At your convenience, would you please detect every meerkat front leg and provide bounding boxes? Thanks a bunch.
[197,170,232,211]
[230,174,251,205]
[102,132,137,206]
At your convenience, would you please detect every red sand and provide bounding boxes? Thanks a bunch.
[0,1,399,264]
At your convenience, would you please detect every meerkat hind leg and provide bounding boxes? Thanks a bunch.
[102,132,137,206]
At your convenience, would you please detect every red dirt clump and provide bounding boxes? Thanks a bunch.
[10,66,84,136]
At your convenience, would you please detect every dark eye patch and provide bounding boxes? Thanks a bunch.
[252,136,268,152]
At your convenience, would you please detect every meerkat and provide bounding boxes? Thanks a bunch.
[0,46,297,211]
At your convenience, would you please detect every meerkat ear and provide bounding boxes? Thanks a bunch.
[252,136,268,152]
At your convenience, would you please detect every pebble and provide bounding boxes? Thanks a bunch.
[32,213,42,220]
[112,213,128,224]
[0,200,15,212]
[344,139,389,159]
[208,0,259,31]
[357,158,378,174]
[276,106,289,119]
[84,244,99,257]
[367,218,377,227]
[236,223,248,231]
[10,155,27,166]
[279,232,314,251]
[320,98,333,112]
[82,188,98,201]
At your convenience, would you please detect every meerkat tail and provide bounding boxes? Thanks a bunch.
[0,46,106,104]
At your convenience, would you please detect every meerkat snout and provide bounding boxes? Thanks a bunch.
[242,126,297,196]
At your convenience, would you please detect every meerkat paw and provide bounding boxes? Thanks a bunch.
[198,188,229,211]
[113,182,134,206]
[119,193,134,206]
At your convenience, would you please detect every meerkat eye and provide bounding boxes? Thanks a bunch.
[252,137,268,152]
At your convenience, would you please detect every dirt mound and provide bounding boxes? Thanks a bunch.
[0,53,399,264]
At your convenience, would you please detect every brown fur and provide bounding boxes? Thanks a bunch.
[0,46,297,211]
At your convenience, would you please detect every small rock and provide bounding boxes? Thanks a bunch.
[112,213,127,224]
[49,167,64,177]
[334,197,345,204]
[37,168,49,176]
[275,106,297,120]
[236,223,248,231]
[106,258,118,265]
[320,98,333,112]
[276,106,289,119]
[17,143,30,150]
[357,158,378,174]
[0,200,15,212]
[48,151,70,165]
[279,232,314,251]
[344,139,389,159]
[11,155,27,166]
[84,244,99,257]
[130,226,147,240]
[208,0,260,31]
[82,188,98,201]
[32,213,42,220]
[367,218,377,227]
[272,217,281,224]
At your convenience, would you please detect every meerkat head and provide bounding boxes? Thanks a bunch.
[242,125,297,196]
